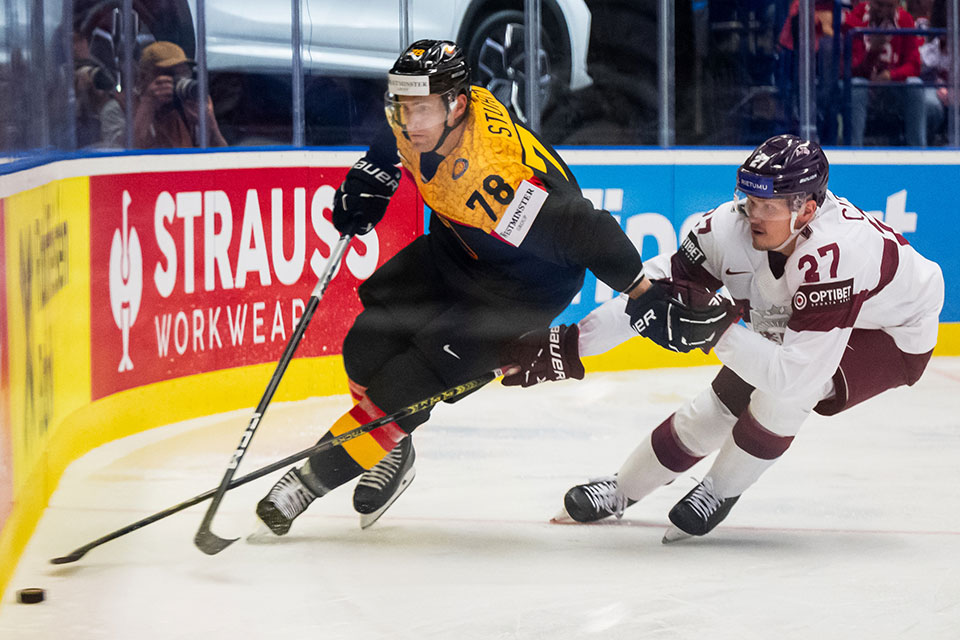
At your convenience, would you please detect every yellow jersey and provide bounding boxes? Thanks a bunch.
[391,87,576,238]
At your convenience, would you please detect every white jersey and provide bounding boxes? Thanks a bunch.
[579,190,944,407]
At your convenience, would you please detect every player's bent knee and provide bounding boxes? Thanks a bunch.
[342,311,391,385]
[710,366,754,418]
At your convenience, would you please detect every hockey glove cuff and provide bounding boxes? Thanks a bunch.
[501,324,585,388]
[333,156,402,236]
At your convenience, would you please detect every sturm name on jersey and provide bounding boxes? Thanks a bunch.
[793,278,854,311]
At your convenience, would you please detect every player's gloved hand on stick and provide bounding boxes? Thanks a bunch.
[332,156,402,236]
[626,279,739,354]
[501,324,585,388]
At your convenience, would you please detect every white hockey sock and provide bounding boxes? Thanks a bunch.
[619,386,740,501]
[708,390,810,498]
[617,436,679,502]
[705,438,777,499]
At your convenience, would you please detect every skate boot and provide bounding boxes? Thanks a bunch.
[353,437,416,529]
[553,476,636,523]
[256,468,320,536]
[662,476,740,543]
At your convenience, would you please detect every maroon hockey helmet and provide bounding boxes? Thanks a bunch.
[736,134,830,207]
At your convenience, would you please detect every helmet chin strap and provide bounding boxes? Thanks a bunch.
[771,209,803,252]
[429,98,468,154]
[771,200,819,252]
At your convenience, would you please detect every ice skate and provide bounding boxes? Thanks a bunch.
[256,468,319,536]
[353,437,416,529]
[662,476,740,543]
[552,476,635,523]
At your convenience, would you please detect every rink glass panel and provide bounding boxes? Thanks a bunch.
[3,0,958,154]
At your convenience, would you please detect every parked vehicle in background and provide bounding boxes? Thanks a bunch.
[73,0,593,144]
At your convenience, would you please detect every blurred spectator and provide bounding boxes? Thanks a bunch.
[920,0,950,143]
[73,28,125,148]
[846,0,926,146]
[778,0,843,142]
[907,0,934,29]
[778,0,838,53]
[133,41,226,149]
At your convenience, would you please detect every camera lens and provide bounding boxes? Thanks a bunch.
[78,64,116,91]
[91,67,116,91]
[174,77,200,102]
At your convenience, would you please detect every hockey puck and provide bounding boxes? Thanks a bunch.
[17,588,45,604]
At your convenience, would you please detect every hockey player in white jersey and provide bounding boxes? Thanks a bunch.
[502,134,944,541]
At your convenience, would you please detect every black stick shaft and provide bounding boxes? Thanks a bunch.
[51,368,504,565]
[194,235,352,554]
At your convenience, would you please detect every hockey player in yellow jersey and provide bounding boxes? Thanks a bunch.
[255,40,737,534]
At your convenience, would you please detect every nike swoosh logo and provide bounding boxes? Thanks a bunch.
[443,344,461,359]
[725,268,750,276]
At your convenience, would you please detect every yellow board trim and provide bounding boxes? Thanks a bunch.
[584,322,960,372]
[933,322,960,355]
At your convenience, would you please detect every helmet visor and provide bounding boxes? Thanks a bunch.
[733,190,796,221]
[385,90,454,133]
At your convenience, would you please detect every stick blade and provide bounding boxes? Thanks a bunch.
[194,529,239,555]
[50,550,85,565]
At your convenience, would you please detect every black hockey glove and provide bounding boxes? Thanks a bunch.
[332,157,402,236]
[626,279,739,354]
[501,324,585,388]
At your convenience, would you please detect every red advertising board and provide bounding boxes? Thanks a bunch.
[89,166,421,400]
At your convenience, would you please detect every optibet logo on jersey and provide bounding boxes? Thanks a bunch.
[792,278,854,312]
[108,190,143,372]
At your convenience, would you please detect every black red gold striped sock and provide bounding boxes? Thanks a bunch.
[303,396,407,491]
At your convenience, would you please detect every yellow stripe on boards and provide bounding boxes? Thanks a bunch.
[583,323,960,373]
[933,323,960,356]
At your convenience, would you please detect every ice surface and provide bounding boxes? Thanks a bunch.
[2,362,959,639]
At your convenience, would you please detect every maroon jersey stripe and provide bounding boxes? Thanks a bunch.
[732,411,795,460]
[651,415,705,473]
[866,237,901,301]
[671,252,723,292]
[789,237,900,333]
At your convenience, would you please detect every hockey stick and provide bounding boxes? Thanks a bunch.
[51,367,509,565]
[194,234,353,555]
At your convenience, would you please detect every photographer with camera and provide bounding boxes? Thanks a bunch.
[72,26,125,148]
[133,41,226,149]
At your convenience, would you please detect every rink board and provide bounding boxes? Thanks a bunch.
[0,148,958,602]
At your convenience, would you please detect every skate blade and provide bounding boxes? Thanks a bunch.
[245,521,282,544]
[549,506,576,524]
[358,468,416,530]
[661,525,693,544]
